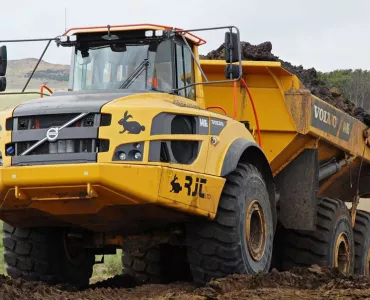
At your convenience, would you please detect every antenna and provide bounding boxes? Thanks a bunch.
[64,8,67,32]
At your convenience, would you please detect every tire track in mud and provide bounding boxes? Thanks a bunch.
[2,265,370,299]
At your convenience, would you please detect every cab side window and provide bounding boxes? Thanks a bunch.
[175,43,195,100]
[153,40,173,92]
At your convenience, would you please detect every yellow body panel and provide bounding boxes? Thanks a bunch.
[0,163,225,231]
[0,92,248,230]
[0,108,15,168]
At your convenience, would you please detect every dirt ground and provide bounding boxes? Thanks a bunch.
[1,265,370,300]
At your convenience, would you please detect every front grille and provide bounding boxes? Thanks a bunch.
[6,112,111,166]
[14,139,110,156]
[17,113,99,130]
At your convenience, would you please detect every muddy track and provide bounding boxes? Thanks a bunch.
[2,265,370,299]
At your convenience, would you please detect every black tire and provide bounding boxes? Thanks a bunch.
[3,224,94,287]
[122,246,164,284]
[280,197,354,274]
[186,163,274,285]
[354,210,370,275]
[122,244,191,284]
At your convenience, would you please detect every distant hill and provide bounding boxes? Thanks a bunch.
[6,58,69,90]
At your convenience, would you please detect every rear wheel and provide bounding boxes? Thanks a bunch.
[186,163,274,285]
[122,246,164,284]
[3,224,94,288]
[280,197,354,274]
[122,244,191,284]
[353,210,370,275]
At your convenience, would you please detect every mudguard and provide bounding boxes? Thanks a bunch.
[220,138,277,230]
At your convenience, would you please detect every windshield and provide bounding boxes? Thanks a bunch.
[70,40,173,92]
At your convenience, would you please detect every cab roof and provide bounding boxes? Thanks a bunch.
[62,23,207,46]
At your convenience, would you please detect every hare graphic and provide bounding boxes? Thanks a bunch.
[170,174,182,193]
[118,111,145,134]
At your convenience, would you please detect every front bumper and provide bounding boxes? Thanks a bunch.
[0,163,224,232]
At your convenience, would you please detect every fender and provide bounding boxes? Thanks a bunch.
[220,138,277,230]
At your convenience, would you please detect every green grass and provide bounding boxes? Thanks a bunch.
[0,89,56,111]
[91,251,123,283]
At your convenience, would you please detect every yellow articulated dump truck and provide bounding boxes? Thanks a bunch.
[0,23,369,287]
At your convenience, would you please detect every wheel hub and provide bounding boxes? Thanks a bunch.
[245,200,267,262]
[334,232,350,273]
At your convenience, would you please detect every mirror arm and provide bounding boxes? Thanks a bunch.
[179,34,208,83]
[22,39,52,92]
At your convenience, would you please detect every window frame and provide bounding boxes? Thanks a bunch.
[172,37,196,100]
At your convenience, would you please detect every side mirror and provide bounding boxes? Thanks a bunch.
[0,46,7,77]
[224,32,239,63]
[224,64,241,79]
[0,77,6,92]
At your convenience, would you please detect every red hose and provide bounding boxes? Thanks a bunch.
[240,78,262,147]
[206,78,261,147]
[207,82,238,118]
[206,106,228,115]
[40,85,53,98]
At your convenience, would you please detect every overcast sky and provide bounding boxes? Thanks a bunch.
[1,0,369,72]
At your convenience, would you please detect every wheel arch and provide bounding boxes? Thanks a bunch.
[220,138,277,230]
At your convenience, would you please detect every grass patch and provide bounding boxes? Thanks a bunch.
[91,250,123,283]
[0,88,60,111]
[0,88,66,111]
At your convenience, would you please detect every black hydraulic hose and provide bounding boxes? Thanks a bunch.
[319,159,348,181]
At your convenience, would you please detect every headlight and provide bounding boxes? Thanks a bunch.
[113,142,144,162]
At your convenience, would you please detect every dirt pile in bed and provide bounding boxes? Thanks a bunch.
[2,265,370,299]
[202,41,359,119]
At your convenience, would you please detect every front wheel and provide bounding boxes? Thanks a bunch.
[3,224,94,288]
[186,163,274,285]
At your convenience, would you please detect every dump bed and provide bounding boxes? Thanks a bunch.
[200,60,370,201]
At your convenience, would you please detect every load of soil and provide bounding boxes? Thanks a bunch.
[201,41,367,122]
[2,265,370,299]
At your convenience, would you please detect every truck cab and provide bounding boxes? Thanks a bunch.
[0,24,277,288]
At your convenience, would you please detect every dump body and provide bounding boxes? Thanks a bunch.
[200,60,370,201]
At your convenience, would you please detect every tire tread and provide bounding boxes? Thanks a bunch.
[3,226,93,287]
[186,163,273,285]
[280,197,354,271]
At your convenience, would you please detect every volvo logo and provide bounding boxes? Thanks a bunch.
[46,127,59,142]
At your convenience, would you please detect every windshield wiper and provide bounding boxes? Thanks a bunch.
[119,59,150,89]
